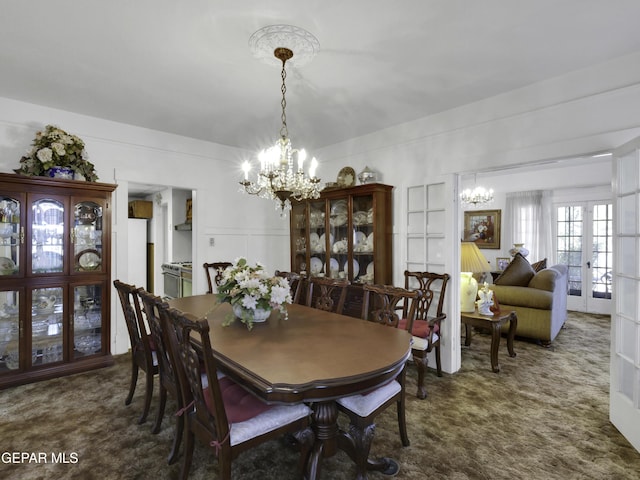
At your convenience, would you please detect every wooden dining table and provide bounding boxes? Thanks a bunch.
[167,294,412,480]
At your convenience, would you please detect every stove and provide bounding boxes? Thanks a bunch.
[161,262,193,298]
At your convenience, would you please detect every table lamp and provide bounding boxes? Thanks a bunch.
[460,242,491,312]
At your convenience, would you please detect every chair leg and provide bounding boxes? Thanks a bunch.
[435,345,443,377]
[138,369,154,424]
[180,428,195,480]
[151,383,167,434]
[413,352,428,399]
[126,360,139,405]
[167,409,184,465]
[396,395,410,447]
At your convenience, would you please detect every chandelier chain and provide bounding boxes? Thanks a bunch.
[280,57,288,138]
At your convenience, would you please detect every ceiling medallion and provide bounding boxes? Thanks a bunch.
[249,25,320,67]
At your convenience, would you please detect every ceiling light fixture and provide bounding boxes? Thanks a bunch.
[460,174,494,206]
[240,25,321,216]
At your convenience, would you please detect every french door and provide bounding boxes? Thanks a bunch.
[556,201,612,314]
[611,136,640,453]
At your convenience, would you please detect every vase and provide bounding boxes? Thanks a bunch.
[47,166,74,180]
[509,243,529,258]
[232,304,271,323]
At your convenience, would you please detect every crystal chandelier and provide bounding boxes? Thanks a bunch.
[240,30,321,215]
[460,186,494,206]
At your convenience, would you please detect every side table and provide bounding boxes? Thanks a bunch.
[461,309,517,372]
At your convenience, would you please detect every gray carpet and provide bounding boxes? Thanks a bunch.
[1,311,639,479]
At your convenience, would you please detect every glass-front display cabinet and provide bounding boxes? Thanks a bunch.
[0,173,115,388]
[290,183,393,317]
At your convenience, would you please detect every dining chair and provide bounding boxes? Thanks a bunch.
[306,276,349,314]
[138,288,183,465]
[338,283,414,479]
[203,262,232,294]
[275,270,304,304]
[163,305,315,480]
[403,271,450,399]
[113,279,158,424]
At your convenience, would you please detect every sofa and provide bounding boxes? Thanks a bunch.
[488,254,568,345]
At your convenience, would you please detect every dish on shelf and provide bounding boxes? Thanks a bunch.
[367,232,374,248]
[353,211,368,226]
[332,239,347,253]
[330,200,348,216]
[310,257,323,275]
[329,258,340,273]
[366,262,374,276]
[329,213,347,227]
[76,249,101,271]
[344,259,360,277]
[354,230,366,245]
[337,167,356,187]
[0,257,17,275]
[309,209,325,227]
[319,233,334,252]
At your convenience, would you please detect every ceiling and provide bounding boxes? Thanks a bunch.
[2,1,640,153]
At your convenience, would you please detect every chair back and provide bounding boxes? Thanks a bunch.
[362,284,421,329]
[114,280,152,355]
[306,277,349,314]
[163,306,231,448]
[403,271,450,320]
[138,289,178,392]
[203,262,232,294]
[275,270,304,304]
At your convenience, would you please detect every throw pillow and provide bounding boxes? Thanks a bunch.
[494,253,536,286]
[531,258,547,272]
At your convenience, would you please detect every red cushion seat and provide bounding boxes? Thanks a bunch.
[204,376,272,423]
[397,318,436,338]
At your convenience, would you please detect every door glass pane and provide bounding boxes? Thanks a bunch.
[592,204,613,299]
[32,199,64,274]
[308,200,325,276]
[74,285,103,358]
[74,201,103,272]
[352,195,373,283]
[291,203,307,274]
[0,197,20,275]
[557,206,583,296]
[32,287,63,366]
[0,290,20,371]
[329,198,347,279]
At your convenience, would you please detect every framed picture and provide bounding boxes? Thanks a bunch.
[463,209,501,249]
[496,257,510,271]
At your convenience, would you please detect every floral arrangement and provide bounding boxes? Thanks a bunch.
[14,124,98,181]
[217,257,292,330]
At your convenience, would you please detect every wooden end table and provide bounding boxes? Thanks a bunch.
[461,309,517,372]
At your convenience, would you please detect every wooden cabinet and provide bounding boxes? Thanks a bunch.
[0,173,116,388]
[290,183,393,317]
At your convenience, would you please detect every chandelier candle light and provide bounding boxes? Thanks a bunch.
[240,26,321,215]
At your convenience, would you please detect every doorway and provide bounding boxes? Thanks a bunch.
[555,201,612,314]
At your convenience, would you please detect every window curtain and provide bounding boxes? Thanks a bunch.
[504,190,552,263]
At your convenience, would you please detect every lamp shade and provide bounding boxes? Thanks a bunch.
[460,242,490,312]
[460,242,491,273]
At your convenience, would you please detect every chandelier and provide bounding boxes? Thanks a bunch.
[460,186,494,206]
[240,26,321,215]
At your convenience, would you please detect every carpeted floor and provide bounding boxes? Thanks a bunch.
[1,311,639,479]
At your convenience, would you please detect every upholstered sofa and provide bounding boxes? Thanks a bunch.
[488,254,568,345]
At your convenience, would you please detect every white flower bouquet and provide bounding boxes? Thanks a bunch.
[217,257,292,329]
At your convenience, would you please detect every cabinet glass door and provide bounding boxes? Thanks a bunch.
[31,198,65,274]
[308,200,326,276]
[0,289,20,372]
[328,198,348,279]
[352,194,374,283]
[73,200,103,273]
[0,196,21,277]
[31,286,63,367]
[73,284,103,358]
[291,203,307,274]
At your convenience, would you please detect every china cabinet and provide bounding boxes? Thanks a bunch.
[0,173,116,388]
[290,183,393,317]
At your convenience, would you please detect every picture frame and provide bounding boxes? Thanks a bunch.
[463,209,501,249]
[496,257,510,271]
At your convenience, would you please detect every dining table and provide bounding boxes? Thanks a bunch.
[167,294,412,480]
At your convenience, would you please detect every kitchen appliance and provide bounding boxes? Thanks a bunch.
[161,262,192,299]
